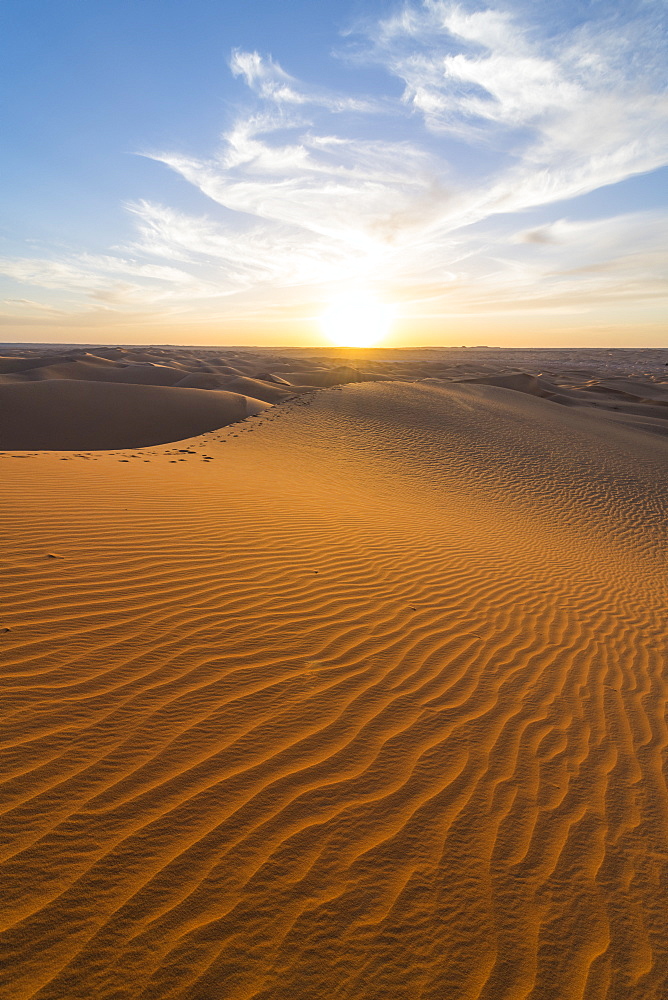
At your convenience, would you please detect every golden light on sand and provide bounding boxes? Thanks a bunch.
[3,343,668,997]
[319,292,394,348]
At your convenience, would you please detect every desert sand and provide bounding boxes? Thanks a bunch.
[1,344,667,999]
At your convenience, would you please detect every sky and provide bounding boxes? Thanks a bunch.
[1,0,666,347]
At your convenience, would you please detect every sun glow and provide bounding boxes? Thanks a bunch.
[319,293,394,348]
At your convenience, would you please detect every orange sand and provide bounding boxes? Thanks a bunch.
[1,349,667,999]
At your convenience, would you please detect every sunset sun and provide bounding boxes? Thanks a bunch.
[319,293,394,348]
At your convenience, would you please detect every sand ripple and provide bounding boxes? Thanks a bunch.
[1,381,667,999]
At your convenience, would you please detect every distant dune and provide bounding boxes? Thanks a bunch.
[1,344,667,449]
[1,346,667,999]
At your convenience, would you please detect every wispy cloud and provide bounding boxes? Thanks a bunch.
[398,209,668,316]
[126,199,357,286]
[2,1,667,338]
[230,50,309,106]
[366,1,668,211]
[229,49,375,112]
[145,117,450,250]
[142,2,668,266]
[0,251,220,315]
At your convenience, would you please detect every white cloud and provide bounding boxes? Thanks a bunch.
[426,209,668,313]
[0,251,221,313]
[366,1,668,214]
[230,50,308,105]
[0,253,194,290]
[144,119,453,253]
[229,49,376,112]
[126,199,357,286]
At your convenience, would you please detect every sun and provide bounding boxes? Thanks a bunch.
[319,292,394,348]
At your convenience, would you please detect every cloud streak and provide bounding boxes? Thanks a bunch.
[229,49,376,112]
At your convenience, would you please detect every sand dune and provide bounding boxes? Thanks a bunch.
[451,371,668,432]
[0,348,326,447]
[18,360,188,386]
[1,354,667,999]
[0,380,270,449]
[2,344,667,448]
[173,373,301,403]
[281,365,384,387]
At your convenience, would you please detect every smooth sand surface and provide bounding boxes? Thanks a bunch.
[1,347,667,999]
[0,380,270,450]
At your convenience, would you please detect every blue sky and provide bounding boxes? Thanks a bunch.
[1,0,666,346]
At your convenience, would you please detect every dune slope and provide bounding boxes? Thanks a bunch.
[0,382,667,999]
[0,379,270,449]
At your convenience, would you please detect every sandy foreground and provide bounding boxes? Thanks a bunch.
[1,346,667,999]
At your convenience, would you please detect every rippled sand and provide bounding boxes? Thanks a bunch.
[1,358,667,999]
